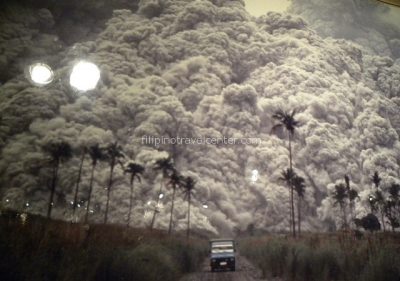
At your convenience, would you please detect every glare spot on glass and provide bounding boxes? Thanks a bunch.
[251,169,259,182]
[29,63,54,86]
[70,61,100,91]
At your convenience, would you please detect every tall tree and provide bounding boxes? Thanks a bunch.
[345,175,358,228]
[72,147,87,222]
[332,183,348,229]
[85,144,107,224]
[371,171,381,189]
[104,142,125,224]
[272,109,300,237]
[150,157,174,230]
[167,168,183,235]
[293,174,305,235]
[370,171,386,231]
[124,162,144,228]
[279,168,296,234]
[384,183,400,231]
[43,141,72,219]
[182,176,196,239]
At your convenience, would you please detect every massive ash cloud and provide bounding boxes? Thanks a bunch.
[288,0,400,59]
[0,0,400,235]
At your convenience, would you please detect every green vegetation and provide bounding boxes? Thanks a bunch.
[0,212,207,281]
[240,234,400,281]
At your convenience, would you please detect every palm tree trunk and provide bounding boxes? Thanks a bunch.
[349,202,354,229]
[341,203,347,229]
[297,196,301,236]
[84,163,96,224]
[104,161,115,224]
[72,151,86,221]
[168,185,176,235]
[150,178,163,230]
[288,132,296,238]
[47,162,59,219]
[127,176,134,228]
[380,210,386,231]
[187,192,191,239]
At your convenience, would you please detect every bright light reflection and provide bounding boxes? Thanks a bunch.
[202,203,208,209]
[29,63,54,86]
[251,169,259,182]
[159,193,164,199]
[70,61,100,91]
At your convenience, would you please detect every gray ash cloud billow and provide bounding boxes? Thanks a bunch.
[0,0,399,234]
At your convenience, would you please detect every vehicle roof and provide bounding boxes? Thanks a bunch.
[209,238,235,242]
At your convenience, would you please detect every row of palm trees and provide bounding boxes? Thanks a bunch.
[42,140,197,236]
[272,109,400,235]
[332,171,400,232]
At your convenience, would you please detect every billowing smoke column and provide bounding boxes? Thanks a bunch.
[288,0,400,59]
[0,0,399,235]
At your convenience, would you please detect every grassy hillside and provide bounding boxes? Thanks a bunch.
[0,211,208,281]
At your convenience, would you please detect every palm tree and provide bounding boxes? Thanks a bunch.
[385,183,400,231]
[104,142,125,224]
[150,157,174,230]
[293,174,305,235]
[182,176,196,239]
[124,162,144,228]
[374,189,386,231]
[272,109,300,237]
[370,171,386,231]
[84,144,107,224]
[279,168,296,235]
[167,168,183,235]
[345,175,358,227]
[332,183,348,229]
[72,147,87,221]
[371,171,381,189]
[42,141,72,219]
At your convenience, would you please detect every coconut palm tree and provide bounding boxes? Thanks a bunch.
[42,141,72,219]
[150,157,174,230]
[167,168,183,235]
[332,183,348,229]
[345,175,358,227]
[84,144,107,224]
[385,183,400,231]
[370,171,386,231]
[272,109,300,237]
[124,162,144,228]
[72,147,87,221]
[182,176,196,239]
[279,168,296,235]
[371,171,381,189]
[104,142,125,224]
[293,174,305,235]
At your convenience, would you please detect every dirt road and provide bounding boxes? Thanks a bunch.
[180,255,275,281]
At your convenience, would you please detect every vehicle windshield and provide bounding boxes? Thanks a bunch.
[211,246,234,253]
[211,241,234,253]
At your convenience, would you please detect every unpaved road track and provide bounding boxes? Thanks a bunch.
[180,255,273,281]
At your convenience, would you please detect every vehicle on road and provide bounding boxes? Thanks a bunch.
[209,238,236,272]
